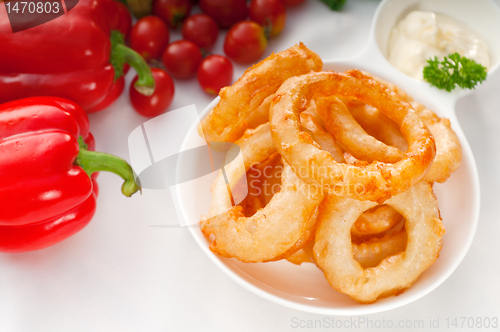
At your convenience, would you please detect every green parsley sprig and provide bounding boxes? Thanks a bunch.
[423,53,487,92]
[319,0,347,11]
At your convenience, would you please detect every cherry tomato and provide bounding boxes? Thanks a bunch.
[223,21,267,64]
[130,68,175,117]
[130,16,170,61]
[181,14,219,50]
[199,0,248,29]
[197,55,233,95]
[283,0,306,6]
[152,0,192,29]
[162,40,202,79]
[249,0,286,37]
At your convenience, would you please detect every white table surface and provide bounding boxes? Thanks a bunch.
[1,1,499,331]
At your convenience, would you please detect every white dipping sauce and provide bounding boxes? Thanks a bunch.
[388,11,490,80]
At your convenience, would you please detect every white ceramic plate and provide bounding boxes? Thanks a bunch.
[176,0,500,315]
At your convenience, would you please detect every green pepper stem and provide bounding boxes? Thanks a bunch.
[75,137,141,197]
[110,30,155,96]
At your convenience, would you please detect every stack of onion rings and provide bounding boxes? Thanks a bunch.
[200,44,460,303]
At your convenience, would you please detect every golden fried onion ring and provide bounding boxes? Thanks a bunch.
[286,248,313,265]
[352,230,407,268]
[345,71,411,152]
[300,112,345,163]
[410,101,462,183]
[346,99,409,152]
[351,205,403,238]
[316,96,404,163]
[287,226,407,269]
[269,70,436,202]
[239,152,283,216]
[245,152,283,208]
[200,43,323,143]
[201,124,324,263]
[207,123,277,219]
[240,167,266,217]
[340,95,461,184]
[314,181,445,303]
[342,72,462,183]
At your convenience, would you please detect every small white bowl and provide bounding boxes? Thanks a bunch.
[176,0,500,315]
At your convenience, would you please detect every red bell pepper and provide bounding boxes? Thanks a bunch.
[0,0,154,113]
[0,97,141,253]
